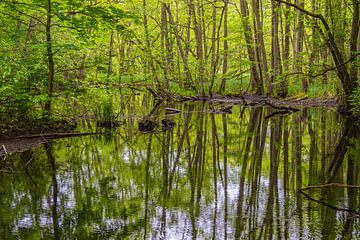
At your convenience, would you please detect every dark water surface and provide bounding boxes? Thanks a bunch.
[1,99,360,239]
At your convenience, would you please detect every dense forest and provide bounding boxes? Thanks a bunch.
[1,1,360,239]
[1,0,360,127]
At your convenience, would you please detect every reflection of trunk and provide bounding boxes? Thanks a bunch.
[143,133,153,239]
[222,114,228,238]
[234,108,262,238]
[45,143,59,239]
[210,114,219,239]
[264,116,282,238]
[168,106,193,195]
[341,153,356,239]
[308,112,318,186]
[292,112,304,237]
[189,103,206,239]
[327,118,360,181]
[162,129,171,196]
[320,112,326,180]
[292,113,302,190]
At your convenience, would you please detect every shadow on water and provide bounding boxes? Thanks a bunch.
[0,97,360,239]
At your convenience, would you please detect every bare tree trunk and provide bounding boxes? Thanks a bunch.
[219,0,229,94]
[44,0,54,116]
[142,0,160,89]
[165,5,194,90]
[209,0,218,96]
[108,31,114,76]
[189,0,205,95]
[239,0,263,94]
[271,1,283,96]
[252,0,271,95]
[281,0,291,97]
[294,0,307,92]
[161,3,172,91]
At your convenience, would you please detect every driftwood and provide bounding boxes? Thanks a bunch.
[265,100,300,112]
[165,107,181,115]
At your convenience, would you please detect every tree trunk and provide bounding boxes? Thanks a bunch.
[165,5,194,90]
[239,0,263,94]
[44,0,54,116]
[271,1,283,96]
[219,0,229,94]
[189,0,205,95]
[108,31,114,76]
[252,0,271,95]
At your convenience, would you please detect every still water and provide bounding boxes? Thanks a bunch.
[1,99,360,239]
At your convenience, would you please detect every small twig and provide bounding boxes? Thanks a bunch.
[300,183,360,191]
[300,190,360,217]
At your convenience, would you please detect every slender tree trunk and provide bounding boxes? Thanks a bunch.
[209,1,217,97]
[44,0,54,116]
[239,0,263,94]
[252,0,271,95]
[271,1,283,96]
[165,5,194,90]
[219,0,229,94]
[294,0,308,92]
[281,0,291,97]
[189,0,205,95]
[350,0,359,82]
[142,0,161,89]
[108,31,114,76]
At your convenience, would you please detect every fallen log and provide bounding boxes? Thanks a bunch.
[265,100,300,112]
[17,132,111,140]
[165,107,181,115]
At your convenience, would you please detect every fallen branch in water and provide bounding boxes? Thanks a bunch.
[300,190,360,217]
[265,100,300,112]
[17,132,112,140]
[300,183,360,191]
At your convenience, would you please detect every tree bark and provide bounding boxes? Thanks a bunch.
[219,0,229,94]
[239,0,263,94]
[44,0,54,116]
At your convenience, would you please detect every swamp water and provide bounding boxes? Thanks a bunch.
[1,99,360,239]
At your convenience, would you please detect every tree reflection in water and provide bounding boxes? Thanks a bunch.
[0,102,359,239]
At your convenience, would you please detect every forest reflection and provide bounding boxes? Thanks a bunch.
[1,102,360,239]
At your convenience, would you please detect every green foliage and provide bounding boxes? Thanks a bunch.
[95,99,115,123]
